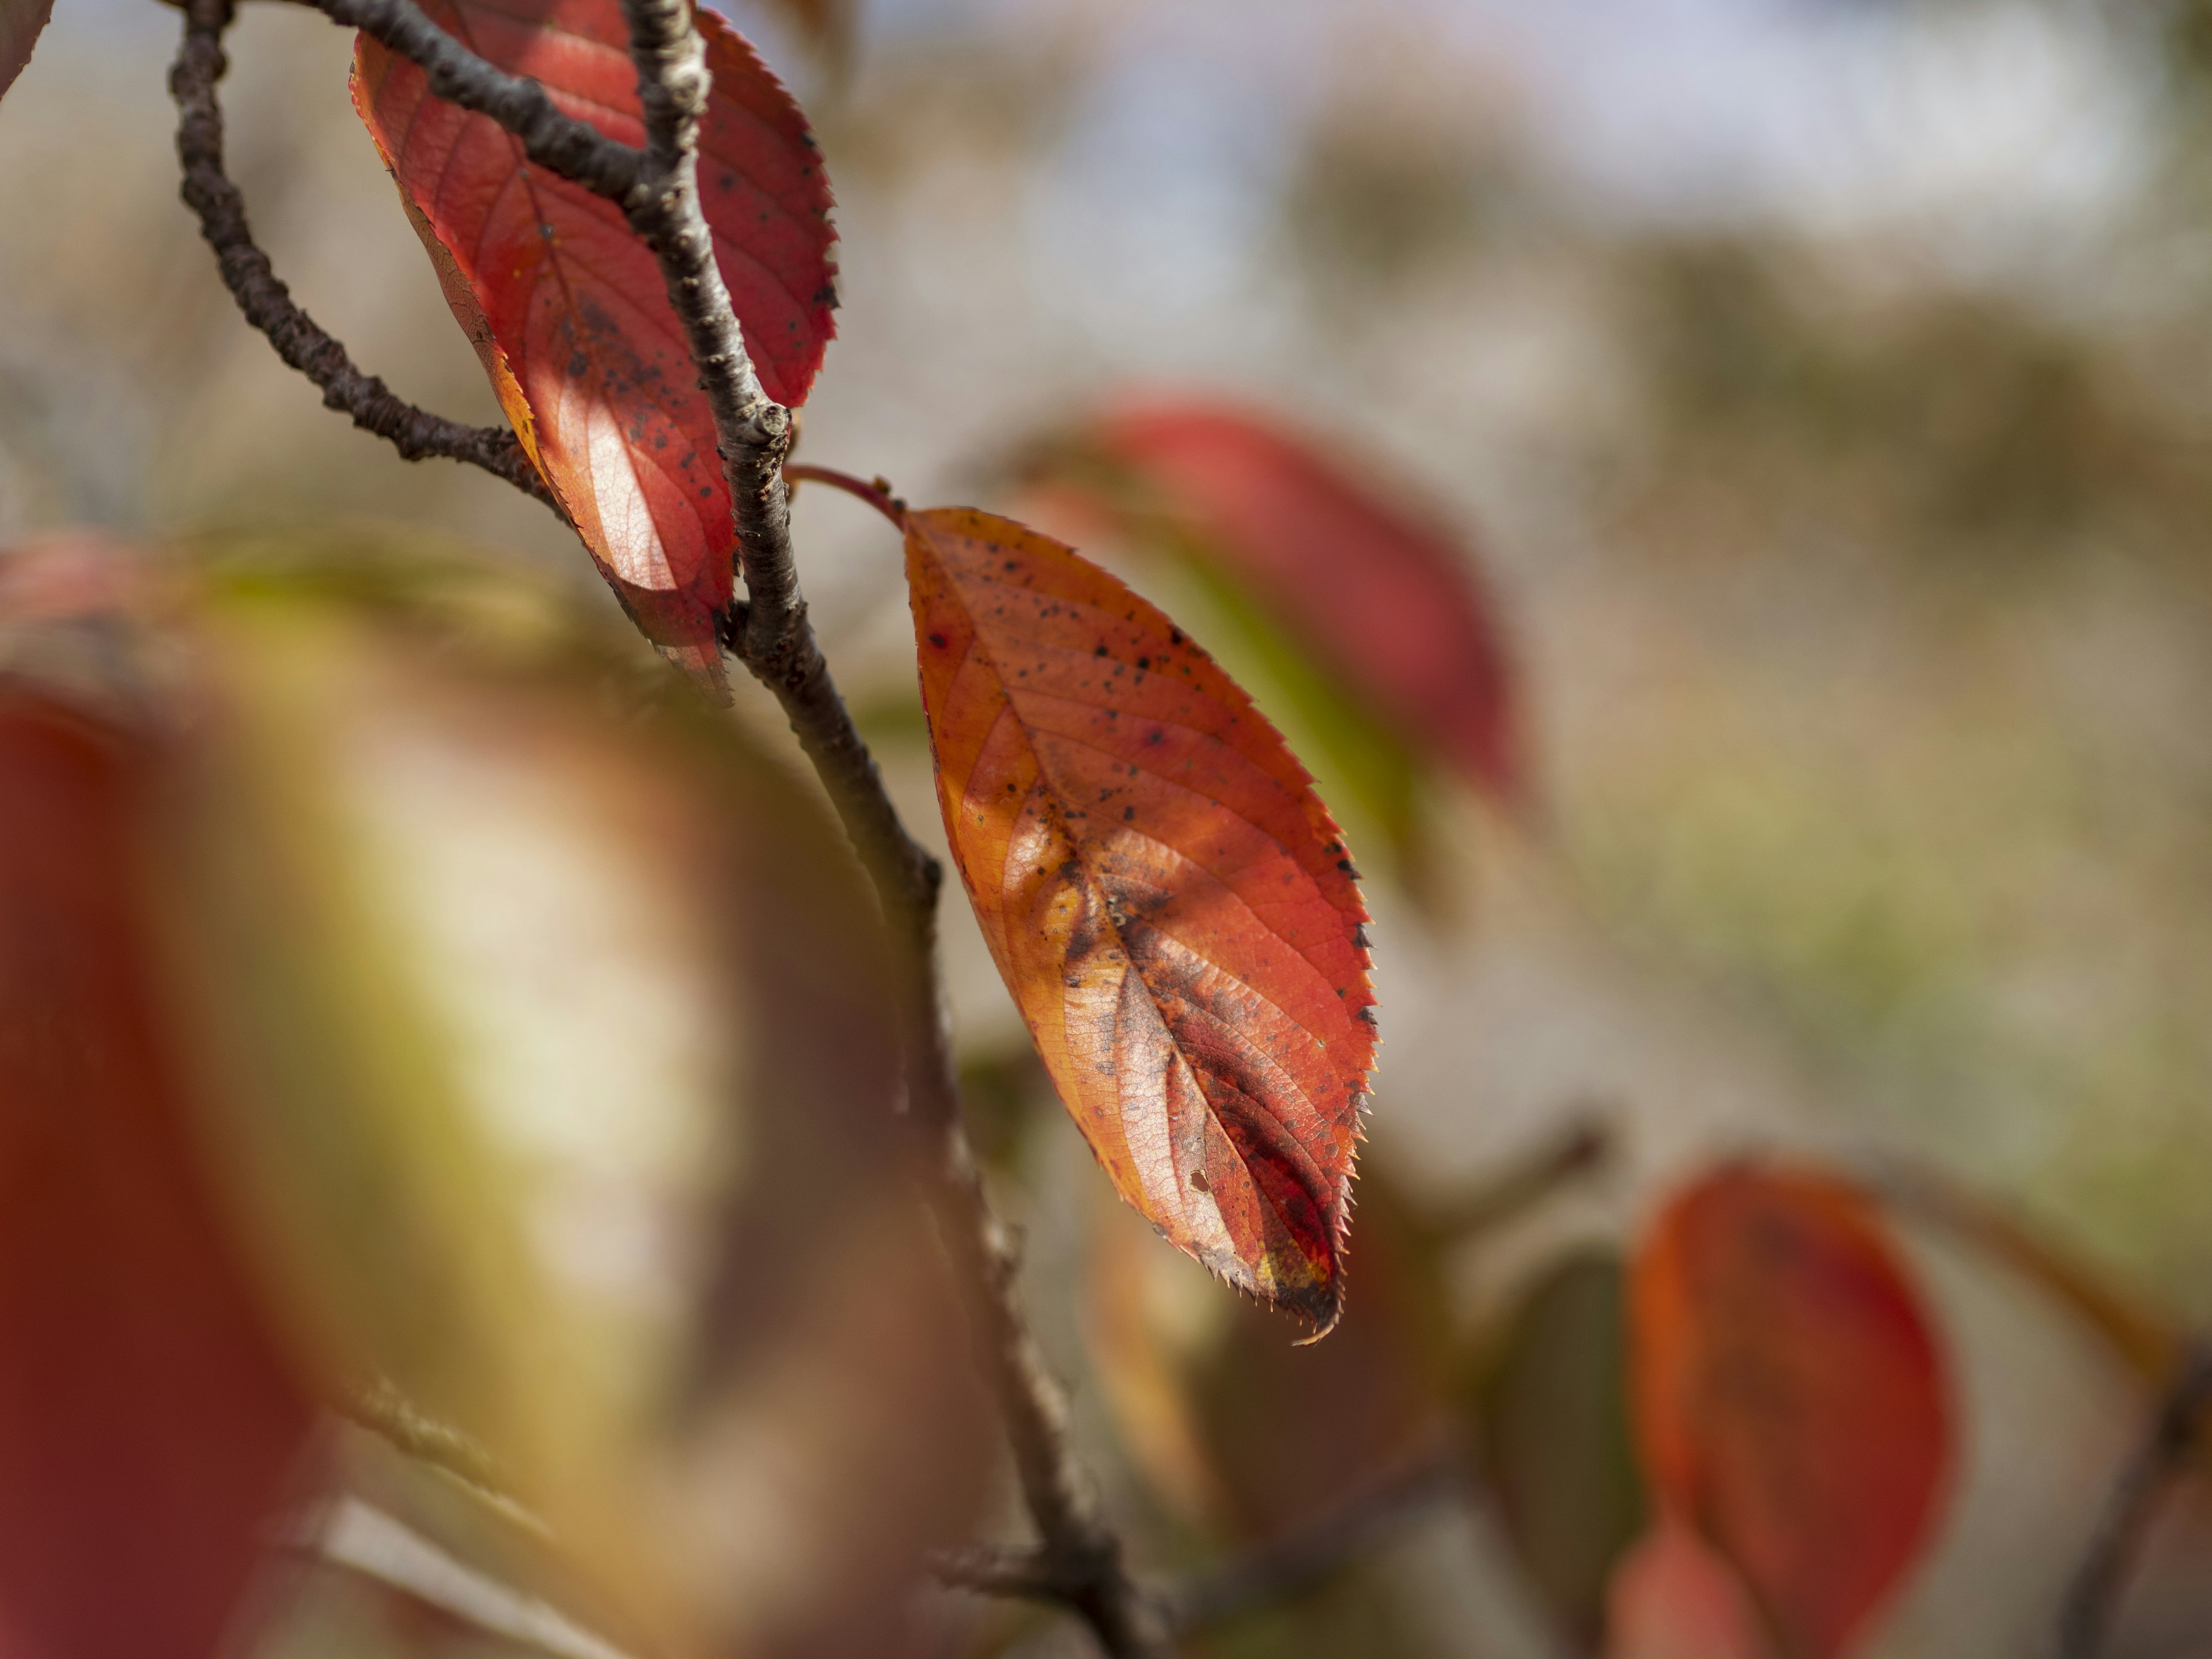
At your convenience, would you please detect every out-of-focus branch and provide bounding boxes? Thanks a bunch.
[1876,1160,2183,1384]
[1168,1452,1464,1634]
[1419,1113,1612,1247]
[175,1,1167,1652]
[168,0,560,510]
[930,1450,1465,1637]
[2057,1342,2212,1659]
[336,1380,520,1516]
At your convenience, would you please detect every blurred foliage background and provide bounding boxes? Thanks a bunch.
[8,1,2212,1654]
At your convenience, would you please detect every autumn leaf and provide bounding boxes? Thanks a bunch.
[350,0,836,688]
[0,679,315,1659]
[1629,1165,1952,1659]
[1028,398,1525,836]
[906,507,1376,1329]
[0,0,50,105]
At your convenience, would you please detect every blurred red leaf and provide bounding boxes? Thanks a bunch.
[1606,1517,1774,1659]
[351,0,836,687]
[906,506,1375,1329]
[0,0,52,105]
[0,686,313,1659]
[1630,1165,1951,1659]
[1073,398,1525,809]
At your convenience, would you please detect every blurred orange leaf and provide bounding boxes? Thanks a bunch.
[1058,398,1525,812]
[350,0,836,688]
[906,506,1376,1329]
[1630,1165,1951,1659]
[0,0,51,104]
[1606,1517,1774,1659]
[0,683,314,1659]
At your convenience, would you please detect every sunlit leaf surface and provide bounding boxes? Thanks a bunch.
[906,506,1376,1328]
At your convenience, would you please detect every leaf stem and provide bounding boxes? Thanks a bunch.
[783,463,908,529]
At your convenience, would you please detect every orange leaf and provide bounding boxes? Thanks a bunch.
[1080,397,1525,808]
[1630,1165,1951,1659]
[351,1,836,688]
[0,687,315,1659]
[906,507,1376,1330]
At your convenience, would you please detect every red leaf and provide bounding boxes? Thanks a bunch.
[1629,1165,1952,1659]
[351,1,836,687]
[0,0,53,105]
[906,507,1376,1330]
[1080,397,1525,808]
[0,688,314,1659]
[1606,1517,1774,1659]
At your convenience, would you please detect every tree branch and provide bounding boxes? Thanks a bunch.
[613,0,798,669]
[168,0,560,510]
[2057,1342,2212,1659]
[616,13,1160,1651]
[180,0,1164,1649]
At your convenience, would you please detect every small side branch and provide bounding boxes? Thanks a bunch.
[169,0,559,511]
[2058,1342,2212,1659]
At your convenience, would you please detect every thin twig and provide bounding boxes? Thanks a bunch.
[168,0,559,509]
[2058,1342,2212,1659]
[189,2,1164,1653]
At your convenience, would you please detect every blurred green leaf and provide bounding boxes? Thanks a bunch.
[1471,1249,1647,1649]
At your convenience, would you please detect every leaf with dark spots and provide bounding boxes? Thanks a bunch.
[1630,1165,1952,1659]
[904,506,1376,1330]
[350,0,836,689]
[0,0,52,106]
